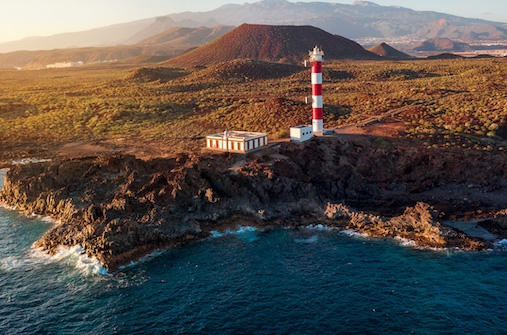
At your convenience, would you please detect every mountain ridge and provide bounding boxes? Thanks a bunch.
[0,26,234,69]
[1,0,506,53]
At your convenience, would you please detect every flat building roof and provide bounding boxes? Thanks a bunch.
[207,130,267,140]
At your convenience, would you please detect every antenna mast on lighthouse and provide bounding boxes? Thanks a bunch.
[308,46,324,133]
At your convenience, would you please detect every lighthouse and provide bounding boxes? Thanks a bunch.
[309,46,324,133]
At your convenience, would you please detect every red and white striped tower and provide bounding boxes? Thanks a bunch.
[309,46,324,133]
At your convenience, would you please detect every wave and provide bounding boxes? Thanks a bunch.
[494,239,507,249]
[295,235,319,244]
[340,230,369,238]
[340,230,449,252]
[0,254,40,273]
[44,245,110,276]
[27,213,56,224]
[394,236,417,247]
[305,224,335,231]
[118,249,167,271]
[0,203,17,211]
[209,225,262,243]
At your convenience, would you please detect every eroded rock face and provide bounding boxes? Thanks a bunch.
[1,137,506,271]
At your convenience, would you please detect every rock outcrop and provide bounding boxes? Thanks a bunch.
[1,136,506,271]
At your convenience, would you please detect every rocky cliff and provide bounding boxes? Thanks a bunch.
[1,136,506,271]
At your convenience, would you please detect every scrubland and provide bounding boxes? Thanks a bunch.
[1,57,506,161]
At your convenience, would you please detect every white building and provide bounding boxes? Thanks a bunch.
[290,125,314,142]
[206,131,268,153]
[46,61,84,69]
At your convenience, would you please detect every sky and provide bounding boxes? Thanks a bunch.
[1,0,506,44]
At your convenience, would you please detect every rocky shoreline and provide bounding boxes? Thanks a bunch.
[1,136,507,272]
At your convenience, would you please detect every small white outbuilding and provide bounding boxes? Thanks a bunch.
[290,125,314,142]
[206,130,268,153]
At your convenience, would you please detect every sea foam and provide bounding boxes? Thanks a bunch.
[118,249,167,271]
[47,245,109,276]
[295,235,320,244]
[305,224,335,231]
[340,229,369,239]
[209,225,261,243]
[394,236,417,247]
[494,239,507,249]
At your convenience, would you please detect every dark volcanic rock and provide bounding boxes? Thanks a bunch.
[2,137,507,271]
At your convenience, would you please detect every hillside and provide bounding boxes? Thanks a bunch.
[0,26,233,70]
[138,25,234,46]
[414,18,507,41]
[22,46,145,70]
[412,38,474,52]
[162,24,379,67]
[0,50,45,69]
[367,43,412,59]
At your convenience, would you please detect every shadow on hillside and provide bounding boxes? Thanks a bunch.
[325,104,352,120]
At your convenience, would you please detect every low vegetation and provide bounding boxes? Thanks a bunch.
[1,57,507,161]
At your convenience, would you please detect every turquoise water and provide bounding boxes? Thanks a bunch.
[1,206,507,334]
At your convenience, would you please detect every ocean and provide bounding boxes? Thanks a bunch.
[1,173,507,334]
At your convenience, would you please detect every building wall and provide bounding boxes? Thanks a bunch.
[290,126,313,142]
[206,133,268,153]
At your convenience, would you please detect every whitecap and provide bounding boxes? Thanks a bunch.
[209,230,225,238]
[209,225,261,243]
[0,203,17,211]
[118,260,139,270]
[0,255,30,272]
[305,224,335,231]
[340,230,369,238]
[76,253,110,276]
[295,235,319,244]
[494,239,507,249]
[1,248,53,273]
[232,225,260,234]
[47,245,110,276]
[40,216,56,224]
[394,236,417,247]
[118,249,167,270]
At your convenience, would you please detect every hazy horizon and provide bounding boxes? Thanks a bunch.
[1,0,506,44]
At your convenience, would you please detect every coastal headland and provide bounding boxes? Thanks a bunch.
[2,24,507,272]
[2,135,507,271]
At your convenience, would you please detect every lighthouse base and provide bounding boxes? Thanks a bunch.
[312,119,323,133]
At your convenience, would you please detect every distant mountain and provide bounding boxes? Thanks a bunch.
[138,25,234,46]
[0,26,233,69]
[161,24,379,67]
[124,17,179,44]
[0,18,154,54]
[414,18,507,41]
[426,53,464,60]
[412,38,474,52]
[367,43,412,59]
[163,0,507,41]
[1,0,506,54]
